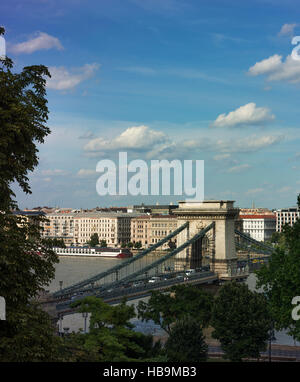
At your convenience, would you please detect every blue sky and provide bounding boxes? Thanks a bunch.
[2,0,300,209]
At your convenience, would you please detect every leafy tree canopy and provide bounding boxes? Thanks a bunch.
[211,281,272,362]
[137,284,213,335]
[165,317,208,362]
[256,194,300,340]
[71,296,161,361]
[0,28,60,361]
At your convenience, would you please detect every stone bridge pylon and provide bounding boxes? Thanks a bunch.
[174,200,239,279]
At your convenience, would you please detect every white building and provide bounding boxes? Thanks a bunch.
[239,214,276,242]
[41,211,140,246]
[275,207,300,232]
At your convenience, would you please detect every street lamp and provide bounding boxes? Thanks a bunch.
[58,313,63,336]
[82,312,88,334]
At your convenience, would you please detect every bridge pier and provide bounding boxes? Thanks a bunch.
[174,200,240,279]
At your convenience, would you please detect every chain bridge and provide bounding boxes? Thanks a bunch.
[41,200,275,320]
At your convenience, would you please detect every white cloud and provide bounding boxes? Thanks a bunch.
[182,134,283,154]
[10,32,63,54]
[248,54,300,84]
[227,164,251,173]
[46,63,100,91]
[211,103,275,128]
[245,188,264,195]
[277,186,293,193]
[278,23,298,37]
[77,169,96,177]
[213,153,231,161]
[84,125,168,153]
[41,169,68,176]
[248,54,282,76]
[231,134,284,152]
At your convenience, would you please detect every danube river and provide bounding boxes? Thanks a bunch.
[47,256,300,346]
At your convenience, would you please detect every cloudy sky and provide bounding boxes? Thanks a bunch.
[3,0,300,209]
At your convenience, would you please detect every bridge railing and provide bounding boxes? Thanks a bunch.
[56,270,217,312]
[95,222,215,294]
[235,240,274,256]
[53,221,189,297]
[235,229,275,254]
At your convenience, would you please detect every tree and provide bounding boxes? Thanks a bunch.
[164,317,208,362]
[100,239,107,247]
[44,237,66,248]
[71,296,161,361]
[134,241,142,249]
[211,281,272,362]
[89,233,99,247]
[137,284,213,335]
[0,28,60,361]
[0,304,63,362]
[256,193,300,341]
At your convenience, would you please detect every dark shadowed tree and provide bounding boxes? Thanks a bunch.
[71,296,162,361]
[138,284,213,335]
[165,317,208,362]
[0,27,60,361]
[256,193,300,341]
[89,233,99,247]
[211,281,272,362]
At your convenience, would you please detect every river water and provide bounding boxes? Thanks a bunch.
[47,256,300,346]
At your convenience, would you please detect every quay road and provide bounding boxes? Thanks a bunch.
[208,345,300,361]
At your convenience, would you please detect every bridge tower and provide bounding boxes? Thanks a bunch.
[174,200,239,278]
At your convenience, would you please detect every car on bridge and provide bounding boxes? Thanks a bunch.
[185,269,196,276]
[132,281,145,287]
[148,276,161,283]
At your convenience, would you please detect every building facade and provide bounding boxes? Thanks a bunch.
[275,207,300,232]
[131,214,178,249]
[41,211,139,246]
[239,214,276,242]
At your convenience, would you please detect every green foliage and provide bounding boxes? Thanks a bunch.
[88,233,99,247]
[137,284,213,334]
[165,317,208,362]
[70,296,161,361]
[0,303,63,362]
[43,237,66,248]
[211,281,272,362]
[134,241,142,249]
[0,39,51,211]
[100,239,107,247]
[0,36,60,362]
[256,194,300,340]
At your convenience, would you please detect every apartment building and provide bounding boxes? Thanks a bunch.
[131,214,178,249]
[41,211,76,245]
[275,207,300,232]
[73,212,133,246]
[41,211,139,246]
[239,213,276,242]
